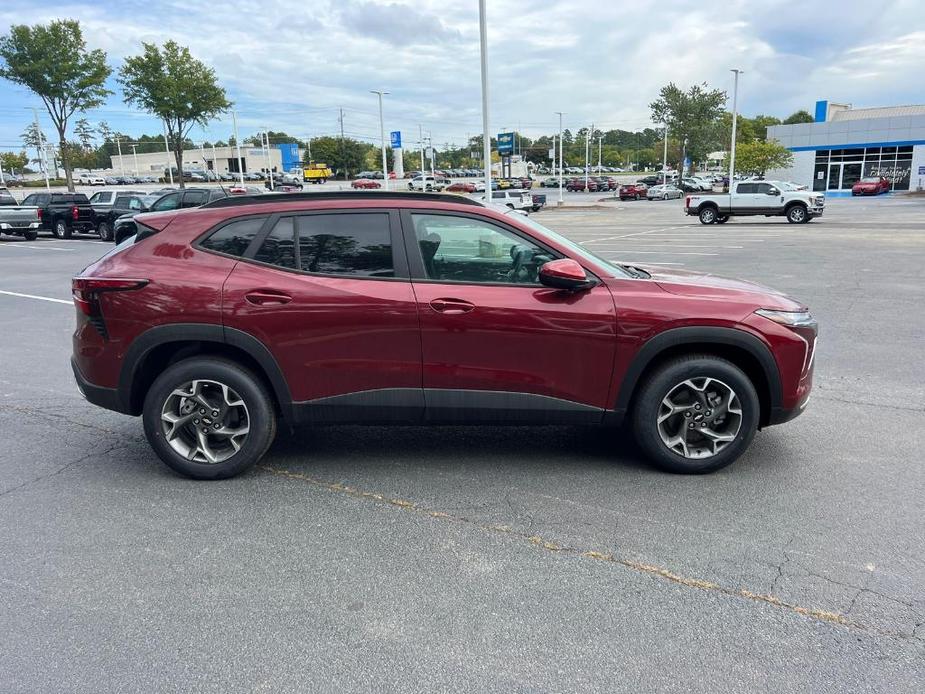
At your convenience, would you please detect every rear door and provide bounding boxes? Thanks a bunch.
[220,208,423,421]
[731,182,761,213]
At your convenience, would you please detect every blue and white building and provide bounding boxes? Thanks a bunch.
[766,100,925,195]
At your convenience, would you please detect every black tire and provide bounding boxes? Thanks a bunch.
[698,206,717,224]
[23,230,38,241]
[634,193,640,200]
[716,215,730,224]
[631,355,759,474]
[97,221,112,241]
[53,218,72,239]
[142,357,277,480]
[786,204,808,224]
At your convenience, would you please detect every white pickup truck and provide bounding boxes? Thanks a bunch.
[685,180,825,224]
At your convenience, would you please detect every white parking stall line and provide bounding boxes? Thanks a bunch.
[0,289,72,305]
[598,250,719,256]
[591,243,744,249]
[0,243,76,252]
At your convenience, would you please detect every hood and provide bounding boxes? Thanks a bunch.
[636,265,805,310]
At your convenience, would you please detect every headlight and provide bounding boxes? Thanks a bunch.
[755,309,817,328]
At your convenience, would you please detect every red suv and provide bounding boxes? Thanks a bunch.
[71,192,816,480]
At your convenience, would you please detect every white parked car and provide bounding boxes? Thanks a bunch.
[408,175,449,191]
[646,184,684,200]
[76,173,106,186]
[479,189,534,211]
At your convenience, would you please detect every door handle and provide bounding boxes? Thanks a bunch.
[245,290,292,306]
[429,297,475,314]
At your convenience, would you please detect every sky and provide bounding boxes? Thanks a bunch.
[1,0,924,153]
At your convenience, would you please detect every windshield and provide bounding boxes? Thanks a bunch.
[860,177,880,183]
[514,214,631,278]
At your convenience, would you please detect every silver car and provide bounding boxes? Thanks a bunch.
[646,184,684,200]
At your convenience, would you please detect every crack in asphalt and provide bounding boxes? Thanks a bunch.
[258,464,925,640]
[0,441,129,499]
[0,403,126,436]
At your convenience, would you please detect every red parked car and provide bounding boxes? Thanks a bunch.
[351,178,381,189]
[445,182,476,193]
[851,176,890,196]
[72,191,816,479]
[619,183,648,200]
[566,178,598,192]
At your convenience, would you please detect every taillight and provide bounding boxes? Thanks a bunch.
[37,208,43,220]
[72,205,79,221]
[685,196,691,210]
[72,277,149,317]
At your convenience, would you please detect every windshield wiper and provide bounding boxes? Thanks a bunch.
[618,264,650,279]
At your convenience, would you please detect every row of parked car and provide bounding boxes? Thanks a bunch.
[75,170,278,186]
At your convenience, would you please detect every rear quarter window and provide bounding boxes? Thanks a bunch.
[200,217,267,257]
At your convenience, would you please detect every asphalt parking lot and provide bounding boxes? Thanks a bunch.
[1,196,923,691]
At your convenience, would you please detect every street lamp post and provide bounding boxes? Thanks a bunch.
[555,111,564,206]
[162,121,173,186]
[131,144,139,177]
[478,0,492,197]
[231,110,245,184]
[370,90,390,190]
[728,68,743,189]
[661,122,668,186]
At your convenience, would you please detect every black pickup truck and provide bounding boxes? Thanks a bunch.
[93,192,150,241]
[112,187,228,243]
[20,192,97,239]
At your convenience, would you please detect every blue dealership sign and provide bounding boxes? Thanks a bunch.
[390,131,401,148]
[497,132,514,155]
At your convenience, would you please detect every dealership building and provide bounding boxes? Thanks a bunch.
[766,100,925,195]
[109,143,302,177]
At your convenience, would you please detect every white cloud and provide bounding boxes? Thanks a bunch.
[0,0,923,148]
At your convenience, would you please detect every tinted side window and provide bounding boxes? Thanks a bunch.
[254,217,296,269]
[756,183,774,194]
[201,217,266,257]
[22,194,36,205]
[736,183,757,194]
[73,194,89,204]
[182,191,207,208]
[295,213,392,277]
[151,193,180,211]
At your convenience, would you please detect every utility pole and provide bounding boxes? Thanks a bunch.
[232,110,244,184]
[728,68,743,189]
[163,121,174,186]
[555,111,564,206]
[419,124,425,176]
[597,135,602,174]
[131,144,139,177]
[199,141,207,176]
[478,0,492,197]
[32,108,50,191]
[211,143,218,176]
[338,107,346,180]
[370,90,389,190]
[584,122,592,192]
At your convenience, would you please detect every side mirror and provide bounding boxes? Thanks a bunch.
[539,259,595,291]
[767,187,780,195]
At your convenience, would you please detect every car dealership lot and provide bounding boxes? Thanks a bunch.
[1,197,923,691]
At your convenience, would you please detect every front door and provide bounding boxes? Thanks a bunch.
[401,210,617,422]
[221,209,422,421]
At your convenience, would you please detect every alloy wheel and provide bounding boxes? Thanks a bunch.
[656,377,742,459]
[160,379,250,464]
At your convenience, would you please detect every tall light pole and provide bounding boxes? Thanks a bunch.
[370,90,390,190]
[478,0,492,197]
[419,124,425,177]
[728,68,743,189]
[584,122,592,192]
[597,135,602,174]
[131,144,139,177]
[232,110,244,184]
[263,129,273,190]
[32,108,50,191]
[661,122,668,186]
[555,111,564,206]
[115,136,125,179]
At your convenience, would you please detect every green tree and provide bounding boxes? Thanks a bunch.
[0,20,112,191]
[74,117,95,150]
[1,150,29,174]
[734,140,794,176]
[119,40,231,188]
[650,82,727,164]
[783,110,814,125]
[307,136,372,179]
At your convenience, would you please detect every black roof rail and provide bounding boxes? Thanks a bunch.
[200,190,484,209]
